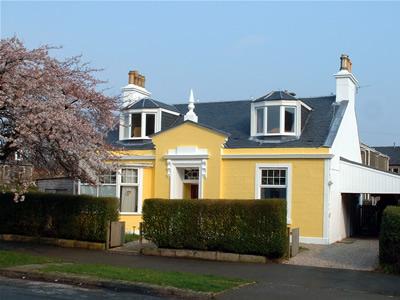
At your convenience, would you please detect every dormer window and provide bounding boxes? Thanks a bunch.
[119,98,181,140]
[122,112,156,139]
[255,105,297,136]
[251,91,311,138]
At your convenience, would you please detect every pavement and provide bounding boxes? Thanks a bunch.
[1,241,400,299]
[287,238,379,271]
[0,276,163,300]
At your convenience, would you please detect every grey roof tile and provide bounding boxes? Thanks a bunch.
[253,90,297,102]
[107,95,339,150]
[123,98,180,113]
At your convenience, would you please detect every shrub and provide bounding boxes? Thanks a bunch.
[380,206,400,273]
[0,192,119,242]
[142,199,287,258]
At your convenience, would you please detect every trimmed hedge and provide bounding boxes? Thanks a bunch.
[142,199,287,258]
[380,206,400,273]
[0,192,119,243]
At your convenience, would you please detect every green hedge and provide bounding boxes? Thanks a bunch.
[142,199,287,258]
[0,192,119,243]
[380,206,400,273]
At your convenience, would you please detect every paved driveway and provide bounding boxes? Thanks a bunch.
[287,238,379,271]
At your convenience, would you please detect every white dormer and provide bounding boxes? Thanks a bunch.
[119,98,181,140]
[250,91,311,138]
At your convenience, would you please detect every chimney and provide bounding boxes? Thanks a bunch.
[128,70,146,88]
[334,54,358,108]
[122,69,151,106]
[340,54,352,73]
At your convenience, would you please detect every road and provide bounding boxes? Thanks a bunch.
[0,276,165,300]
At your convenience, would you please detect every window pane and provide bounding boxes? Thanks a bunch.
[98,172,116,184]
[261,187,287,200]
[123,114,130,138]
[80,185,97,196]
[267,106,280,133]
[145,114,155,136]
[121,168,138,183]
[99,185,116,197]
[120,186,138,213]
[285,107,295,133]
[256,108,264,133]
[131,113,142,137]
[184,168,199,180]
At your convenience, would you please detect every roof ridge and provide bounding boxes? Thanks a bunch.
[174,99,251,105]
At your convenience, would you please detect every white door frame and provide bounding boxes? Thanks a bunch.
[167,159,206,199]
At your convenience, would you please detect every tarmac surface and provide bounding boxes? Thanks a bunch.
[286,238,379,271]
[0,276,164,300]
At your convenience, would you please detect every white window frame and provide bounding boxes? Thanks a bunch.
[255,163,292,224]
[251,100,311,138]
[119,108,180,140]
[79,167,144,215]
[117,167,143,215]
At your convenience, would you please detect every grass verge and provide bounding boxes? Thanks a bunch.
[0,250,54,268]
[42,263,250,293]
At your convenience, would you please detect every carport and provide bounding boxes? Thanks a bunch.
[339,157,400,237]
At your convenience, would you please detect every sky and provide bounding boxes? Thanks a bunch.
[1,1,399,146]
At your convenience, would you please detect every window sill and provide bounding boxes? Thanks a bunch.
[119,212,142,216]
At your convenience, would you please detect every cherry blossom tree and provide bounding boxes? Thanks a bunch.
[0,37,118,192]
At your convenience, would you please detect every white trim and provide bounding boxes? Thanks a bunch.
[160,108,181,116]
[119,212,142,216]
[255,163,292,224]
[168,159,206,199]
[299,236,329,245]
[164,154,209,159]
[115,155,155,160]
[323,159,331,243]
[137,168,143,213]
[222,154,334,159]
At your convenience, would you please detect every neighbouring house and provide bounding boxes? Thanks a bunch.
[0,152,33,190]
[374,146,400,174]
[39,55,400,244]
[36,177,79,194]
[360,143,390,171]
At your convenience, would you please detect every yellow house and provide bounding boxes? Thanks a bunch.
[80,56,400,245]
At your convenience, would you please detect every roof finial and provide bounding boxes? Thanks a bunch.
[184,89,198,123]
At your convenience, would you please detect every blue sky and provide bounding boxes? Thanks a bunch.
[1,1,399,146]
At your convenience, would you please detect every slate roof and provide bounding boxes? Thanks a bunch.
[374,146,400,165]
[107,94,340,149]
[253,90,297,102]
[106,128,155,150]
[123,98,180,113]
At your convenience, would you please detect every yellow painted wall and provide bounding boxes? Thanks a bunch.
[222,147,330,155]
[221,158,325,238]
[152,122,227,199]
[113,125,327,238]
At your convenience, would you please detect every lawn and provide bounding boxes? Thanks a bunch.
[0,250,54,268]
[43,263,250,293]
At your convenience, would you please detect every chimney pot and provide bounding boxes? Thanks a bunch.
[127,70,146,88]
[340,54,352,72]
